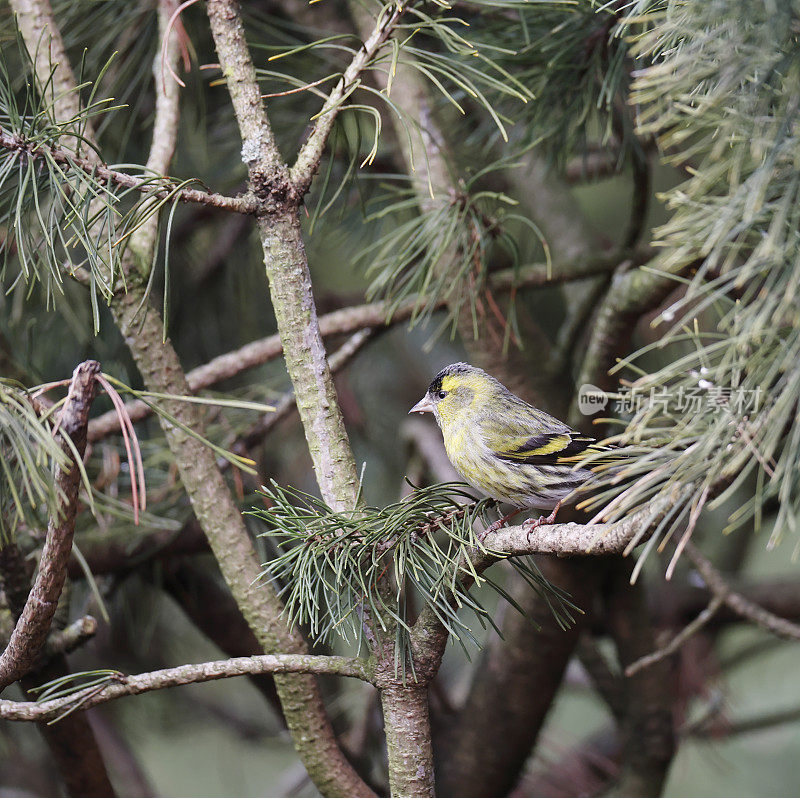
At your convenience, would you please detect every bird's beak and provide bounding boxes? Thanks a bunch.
[409,395,435,415]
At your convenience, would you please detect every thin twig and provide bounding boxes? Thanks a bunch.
[625,595,724,677]
[684,542,800,641]
[44,616,98,657]
[687,704,800,739]
[0,654,373,722]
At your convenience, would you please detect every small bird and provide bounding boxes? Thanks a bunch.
[409,362,599,538]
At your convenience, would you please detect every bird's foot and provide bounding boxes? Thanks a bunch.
[522,500,563,541]
[478,508,523,542]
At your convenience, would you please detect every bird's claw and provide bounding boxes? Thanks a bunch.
[477,519,502,542]
[522,501,563,540]
[522,515,546,541]
[478,509,523,542]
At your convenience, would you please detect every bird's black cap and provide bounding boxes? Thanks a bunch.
[428,362,473,394]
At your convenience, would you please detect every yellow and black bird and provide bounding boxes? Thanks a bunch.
[410,362,599,535]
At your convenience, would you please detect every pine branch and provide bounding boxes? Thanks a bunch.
[0,654,372,722]
[0,131,261,215]
[290,0,409,195]
[0,360,99,690]
[409,493,677,674]
[205,3,376,795]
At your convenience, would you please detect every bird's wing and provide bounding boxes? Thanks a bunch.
[493,431,599,466]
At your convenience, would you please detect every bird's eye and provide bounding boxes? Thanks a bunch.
[437,390,447,400]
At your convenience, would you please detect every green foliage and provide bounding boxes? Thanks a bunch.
[361,165,546,339]
[0,40,120,309]
[253,481,576,666]
[30,668,125,723]
[583,0,800,556]
[0,42,177,328]
[0,379,69,542]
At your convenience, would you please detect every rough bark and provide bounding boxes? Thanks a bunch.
[0,360,99,689]
[380,682,436,798]
[255,210,361,508]
[207,0,361,511]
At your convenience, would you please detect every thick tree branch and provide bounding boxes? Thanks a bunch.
[605,561,675,798]
[206,3,375,795]
[0,654,372,722]
[206,0,289,183]
[112,180,375,798]
[380,682,436,798]
[208,0,361,513]
[476,504,668,560]
[0,360,99,690]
